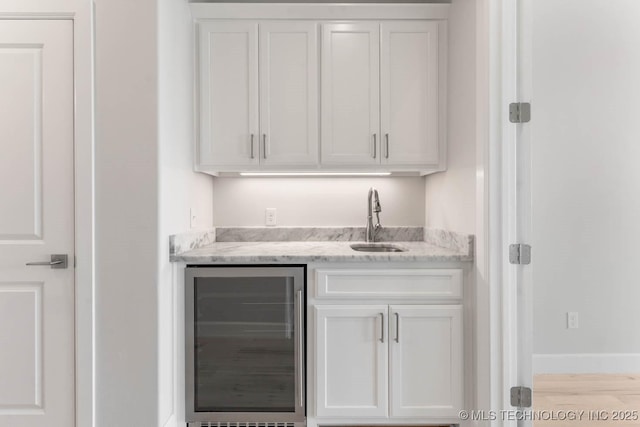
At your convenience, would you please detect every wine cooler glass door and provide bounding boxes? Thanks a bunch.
[185,266,305,423]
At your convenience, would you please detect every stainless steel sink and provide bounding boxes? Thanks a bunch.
[350,243,406,253]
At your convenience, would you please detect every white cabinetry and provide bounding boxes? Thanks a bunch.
[197,21,259,167]
[389,305,462,417]
[381,21,445,167]
[321,20,446,170]
[259,22,319,166]
[197,20,318,170]
[316,305,388,418]
[321,22,380,165]
[192,5,448,175]
[312,268,464,421]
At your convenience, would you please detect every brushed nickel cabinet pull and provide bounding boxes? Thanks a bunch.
[385,133,390,159]
[373,134,377,159]
[263,134,267,159]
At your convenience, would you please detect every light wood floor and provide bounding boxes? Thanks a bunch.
[534,374,640,426]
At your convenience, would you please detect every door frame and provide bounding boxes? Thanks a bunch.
[481,0,532,425]
[0,2,96,426]
[474,0,528,425]
[72,3,95,426]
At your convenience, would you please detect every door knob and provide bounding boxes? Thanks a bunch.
[26,254,68,269]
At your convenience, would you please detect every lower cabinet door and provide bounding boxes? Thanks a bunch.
[315,305,388,417]
[389,305,463,417]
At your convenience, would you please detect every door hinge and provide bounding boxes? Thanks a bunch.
[509,102,531,123]
[510,386,532,408]
[509,244,531,265]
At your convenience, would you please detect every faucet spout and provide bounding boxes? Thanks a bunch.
[365,187,383,243]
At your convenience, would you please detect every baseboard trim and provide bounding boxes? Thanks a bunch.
[533,353,640,374]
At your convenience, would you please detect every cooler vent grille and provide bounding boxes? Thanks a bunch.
[196,423,296,427]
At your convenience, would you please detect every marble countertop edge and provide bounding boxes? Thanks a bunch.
[169,240,473,264]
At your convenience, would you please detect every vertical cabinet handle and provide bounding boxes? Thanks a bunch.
[385,133,390,159]
[395,312,400,343]
[250,134,255,159]
[262,134,267,159]
[379,312,384,343]
[296,289,304,409]
[372,134,377,159]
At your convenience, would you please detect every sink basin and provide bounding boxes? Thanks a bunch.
[350,243,406,253]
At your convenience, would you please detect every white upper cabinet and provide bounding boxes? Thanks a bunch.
[197,20,318,170]
[260,22,318,166]
[192,5,448,175]
[321,22,380,166]
[321,20,447,171]
[198,21,259,167]
[381,21,445,167]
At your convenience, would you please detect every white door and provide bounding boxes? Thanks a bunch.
[198,21,259,167]
[380,21,443,167]
[259,22,318,166]
[315,305,388,418]
[321,22,380,165]
[389,305,462,418]
[0,20,74,427]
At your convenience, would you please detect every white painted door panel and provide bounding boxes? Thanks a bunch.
[198,21,259,167]
[260,22,318,166]
[381,21,442,167]
[321,22,380,165]
[316,305,388,418]
[389,305,463,418]
[0,20,74,427]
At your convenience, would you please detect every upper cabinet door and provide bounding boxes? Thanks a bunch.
[198,21,259,167]
[321,22,380,165]
[260,22,319,166]
[380,21,446,167]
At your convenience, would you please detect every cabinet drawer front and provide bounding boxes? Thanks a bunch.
[316,269,462,299]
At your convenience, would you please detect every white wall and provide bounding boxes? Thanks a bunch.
[211,177,425,226]
[423,0,476,234]
[96,0,214,424]
[157,0,213,426]
[95,0,159,425]
[532,0,640,368]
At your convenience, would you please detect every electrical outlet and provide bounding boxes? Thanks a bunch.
[567,312,579,329]
[265,208,277,226]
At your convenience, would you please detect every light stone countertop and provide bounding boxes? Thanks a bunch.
[170,240,473,264]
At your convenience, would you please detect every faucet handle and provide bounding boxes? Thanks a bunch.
[373,189,382,213]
